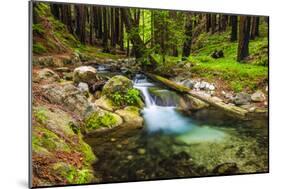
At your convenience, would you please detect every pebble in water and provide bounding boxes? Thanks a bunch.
[137,148,146,155]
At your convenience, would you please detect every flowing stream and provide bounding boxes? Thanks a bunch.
[85,72,268,183]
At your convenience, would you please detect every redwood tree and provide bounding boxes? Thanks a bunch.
[237,16,251,62]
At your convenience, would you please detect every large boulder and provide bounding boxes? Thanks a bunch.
[42,83,94,117]
[251,90,266,102]
[115,106,144,128]
[234,92,251,105]
[73,66,97,85]
[102,75,133,96]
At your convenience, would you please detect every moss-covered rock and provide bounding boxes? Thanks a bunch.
[52,162,94,184]
[115,106,143,128]
[94,96,118,112]
[85,109,123,132]
[101,75,144,108]
[102,75,133,96]
[32,105,97,187]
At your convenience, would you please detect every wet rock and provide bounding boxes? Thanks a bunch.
[182,79,194,89]
[179,95,209,112]
[234,92,251,105]
[35,68,60,83]
[42,83,94,117]
[115,106,144,128]
[73,66,97,85]
[251,90,266,102]
[212,163,239,174]
[110,138,116,142]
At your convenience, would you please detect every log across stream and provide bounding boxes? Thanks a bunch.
[84,73,268,183]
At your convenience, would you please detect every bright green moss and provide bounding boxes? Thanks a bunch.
[33,42,47,54]
[85,112,118,129]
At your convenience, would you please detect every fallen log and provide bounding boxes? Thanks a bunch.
[145,73,261,120]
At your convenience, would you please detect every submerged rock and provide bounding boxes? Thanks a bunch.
[251,90,266,102]
[212,163,239,174]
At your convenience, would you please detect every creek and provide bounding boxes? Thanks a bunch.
[85,70,268,183]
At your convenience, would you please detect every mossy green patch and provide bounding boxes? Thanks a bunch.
[32,126,70,152]
[85,111,121,130]
[52,162,94,184]
[33,42,47,54]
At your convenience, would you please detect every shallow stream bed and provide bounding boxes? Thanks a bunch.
[85,73,268,183]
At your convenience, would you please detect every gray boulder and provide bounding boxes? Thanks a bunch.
[42,83,94,117]
[73,66,97,85]
[234,92,251,105]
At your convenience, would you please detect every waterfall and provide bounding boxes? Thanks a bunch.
[133,74,155,107]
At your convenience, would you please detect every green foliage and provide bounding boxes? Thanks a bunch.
[34,108,47,123]
[85,112,118,129]
[33,42,47,54]
[109,88,141,107]
[52,163,93,184]
[32,126,70,152]
[33,23,45,35]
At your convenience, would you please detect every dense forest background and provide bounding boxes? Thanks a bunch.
[33,2,268,94]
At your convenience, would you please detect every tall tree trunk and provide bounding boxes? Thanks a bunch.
[206,14,211,32]
[211,14,217,34]
[121,8,158,66]
[102,7,109,52]
[182,14,193,58]
[119,8,124,50]
[50,4,61,20]
[250,17,260,39]
[230,16,238,41]
[237,16,251,62]
[89,6,94,45]
[75,5,86,44]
